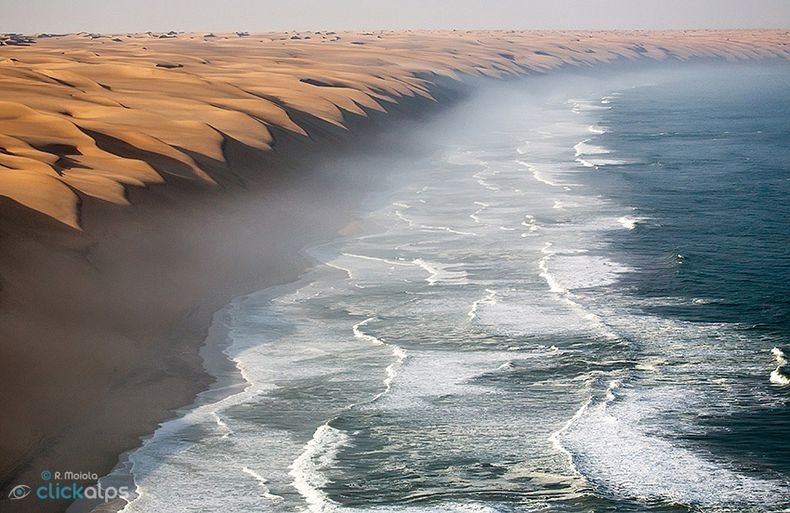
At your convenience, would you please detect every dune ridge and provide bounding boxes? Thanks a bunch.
[0,30,788,228]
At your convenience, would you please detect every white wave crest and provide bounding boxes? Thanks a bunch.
[353,317,407,395]
[241,466,284,502]
[413,258,468,286]
[517,160,561,187]
[557,382,790,508]
[770,347,789,386]
[574,140,610,157]
[617,215,649,230]
[289,424,351,513]
[468,288,498,321]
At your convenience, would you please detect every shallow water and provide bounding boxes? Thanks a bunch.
[110,64,790,513]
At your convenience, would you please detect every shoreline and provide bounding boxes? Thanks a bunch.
[0,31,788,512]
[72,213,376,513]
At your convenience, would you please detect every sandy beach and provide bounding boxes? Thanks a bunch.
[0,30,788,512]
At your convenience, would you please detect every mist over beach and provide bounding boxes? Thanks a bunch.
[0,2,788,513]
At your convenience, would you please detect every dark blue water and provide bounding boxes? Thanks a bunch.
[587,67,790,476]
[595,70,790,329]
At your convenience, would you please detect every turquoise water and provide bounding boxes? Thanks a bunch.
[108,64,790,513]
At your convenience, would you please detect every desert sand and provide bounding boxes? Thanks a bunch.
[0,30,787,512]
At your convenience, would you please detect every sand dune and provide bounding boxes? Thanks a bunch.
[0,30,788,228]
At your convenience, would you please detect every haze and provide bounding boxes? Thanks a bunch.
[1,0,789,34]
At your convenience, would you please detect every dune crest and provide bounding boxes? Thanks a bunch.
[0,30,788,228]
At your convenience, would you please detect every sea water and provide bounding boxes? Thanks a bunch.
[107,64,790,513]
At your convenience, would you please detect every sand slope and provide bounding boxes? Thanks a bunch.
[0,30,788,228]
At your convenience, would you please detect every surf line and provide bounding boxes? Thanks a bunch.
[468,288,498,321]
[538,242,620,341]
[288,317,407,513]
[353,317,407,398]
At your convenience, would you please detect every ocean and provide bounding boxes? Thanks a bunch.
[102,63,790,513]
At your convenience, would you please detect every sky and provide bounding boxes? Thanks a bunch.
[1,0,789,34]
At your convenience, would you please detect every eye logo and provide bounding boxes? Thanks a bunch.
[8,484,31,500]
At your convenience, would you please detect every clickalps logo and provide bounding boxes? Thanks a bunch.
[7,470,131,503]
[7,484,31,500]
